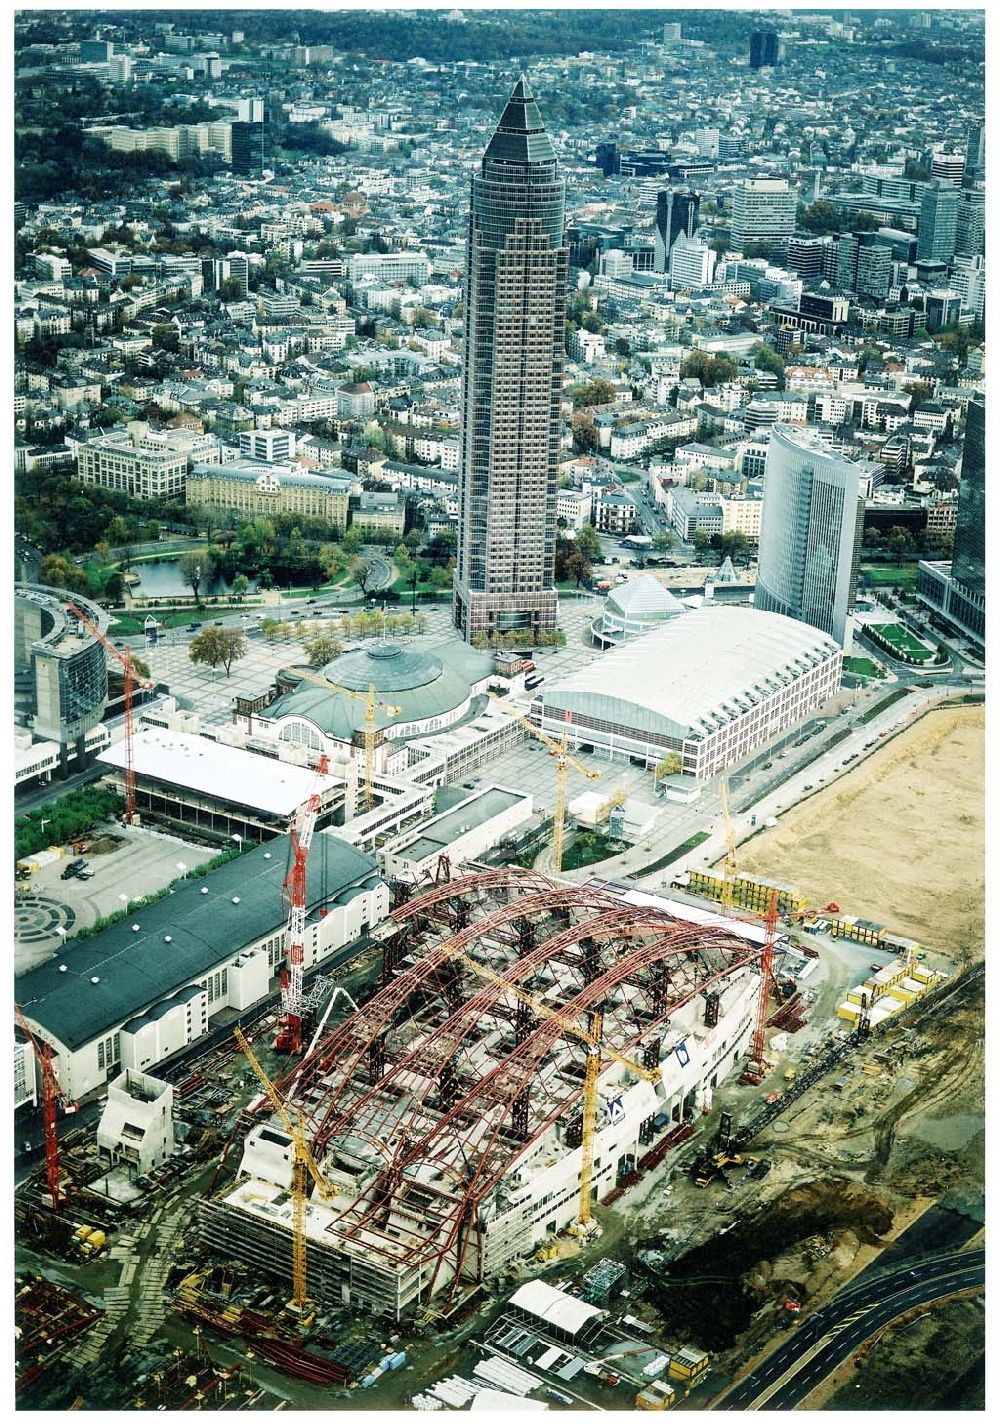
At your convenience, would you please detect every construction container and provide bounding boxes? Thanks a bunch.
[87,1230,107,1251]
[74,1225,93,1242]
[668,1346,709,1382]
[635,1380,676,1411]
[386,1352,406,1371]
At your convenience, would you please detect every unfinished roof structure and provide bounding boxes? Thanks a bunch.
[201,868,762,1319]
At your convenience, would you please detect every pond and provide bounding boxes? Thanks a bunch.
[127,560,258,599]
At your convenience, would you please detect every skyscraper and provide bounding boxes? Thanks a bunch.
[730,178,796,253]
[454,78,568,643]
[231,121,265,174]
[917,179,959,263]
[952,397,985,599]
[749,30,779,68]
[654,188,700,272]
[756,426,865,647]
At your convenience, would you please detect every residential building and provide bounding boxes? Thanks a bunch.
[351,491,406,538]
[593,489,638,534]
[756,425,866,647]
[454,79,567,641]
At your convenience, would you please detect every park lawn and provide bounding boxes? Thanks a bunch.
[860,563,918,588]
[871,622,934,660]
[843,656,884,679]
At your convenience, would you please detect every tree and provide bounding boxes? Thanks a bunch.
[231,573,249,603]
[692,529,711,556]
[864,525,885,548]
[564,549,592,588]
[753,344,786,390]
[570,377,616,410]
[652,529,676,552]
[350,555,379,598]
[341,524,365,554]
[179,551,216,606]
[575,523,602,562]
[302,630,344,668]
[655,752,682,783]
[903,381,933,409]
[887,525,914,557]
[37,552,90,595]
[189,627,246,676]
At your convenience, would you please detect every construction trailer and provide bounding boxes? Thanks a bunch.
[678,868,807,917]
[199,867,763,1320]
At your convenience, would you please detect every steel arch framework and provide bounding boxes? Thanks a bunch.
[270,869,763,1310]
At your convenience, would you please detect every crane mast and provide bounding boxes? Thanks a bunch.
[276,755,330,1054]
[15,1005,70,1208]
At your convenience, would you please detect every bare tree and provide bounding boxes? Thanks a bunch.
[179,551,216,607]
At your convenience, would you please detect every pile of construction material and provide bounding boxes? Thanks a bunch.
[837,958,943,1030]
[414,1356,550,1411]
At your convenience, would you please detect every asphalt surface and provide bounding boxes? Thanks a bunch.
[716,1248,984,1410]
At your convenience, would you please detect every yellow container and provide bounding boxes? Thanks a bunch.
[88,1230,107,1251]
[74,1224,93,1241]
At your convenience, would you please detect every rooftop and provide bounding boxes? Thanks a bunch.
[17,834,379,1052]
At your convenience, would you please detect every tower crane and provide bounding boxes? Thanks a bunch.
[488,693,600,875]
[15,1005,74,1209]
[718,778,740,912]
[741,890,780,1086]
[275,754,331,1055]
[233,1028,337,1318]
[445,947,660,1233]
[262,658,400,812]
[66,603,155,825]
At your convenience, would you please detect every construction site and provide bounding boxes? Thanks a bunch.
[13,683,984,1410]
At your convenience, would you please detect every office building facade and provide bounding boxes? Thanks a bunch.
[730,178,796,252]
[916,398,985,641]
[749,30,780,68]
[756,425,865,647]
[231,120,265,174]
[454,78,567,642]
[917,179,959,264]
[654,188,700,272]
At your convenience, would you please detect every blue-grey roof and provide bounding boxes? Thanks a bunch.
[17,834,379,1053]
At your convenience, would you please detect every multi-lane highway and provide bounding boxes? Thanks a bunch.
[716,1249,984,1410]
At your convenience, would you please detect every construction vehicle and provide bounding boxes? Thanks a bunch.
[488,692,600,875]
[14,1005,75,1208]
[233,1027,338,1320]
[275,755,331,1055]
[447,947,659,1233]
[66,604,155,825]
[262,658,400,812]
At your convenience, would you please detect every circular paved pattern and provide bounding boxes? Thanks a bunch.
[14,895,76,944]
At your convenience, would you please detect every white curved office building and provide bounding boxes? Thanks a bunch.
[534,605,841,780]
[755,425,865,647]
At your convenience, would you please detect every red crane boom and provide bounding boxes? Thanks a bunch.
[744,889,780,1084]
[15,1005,72,1208]
[66,602,154,826]
[275,755,330,1054]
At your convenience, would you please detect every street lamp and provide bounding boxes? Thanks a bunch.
[231,834,243,852]
[118,892,129,914]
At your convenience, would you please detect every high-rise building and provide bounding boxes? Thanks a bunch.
[955,187,985,257]
[454,78,568,643]
[749,30,779,68]
[855,237,892,299]
[669,236,715,289]
[953,397,985,598]
[731,178,796,252]
[81,38,113,62]
[930,148,965,186]
[965,118,985,179]
[756,425,865,647]
[917,179,959,263]
[231,120,265,174]
[654,188,700,272]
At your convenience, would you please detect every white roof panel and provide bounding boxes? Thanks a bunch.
[99,730,343,818]
[509,1280,603,1336]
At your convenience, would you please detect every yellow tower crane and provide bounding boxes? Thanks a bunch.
[263,658,401,812]
[233,1028,338,1319]
[718,778,740,912]
[488,693,600,875]
[446,947,660,1232]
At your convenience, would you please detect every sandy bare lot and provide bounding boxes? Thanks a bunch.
[736,705,985,958]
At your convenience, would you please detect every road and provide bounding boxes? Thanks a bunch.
[716,1248,984,1410]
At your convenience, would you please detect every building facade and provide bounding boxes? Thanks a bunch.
[186,461,351,526]
[730,178,796,251]
[654,188,700,272]
[755,425,865,647]
[453,79,568,641]
[77,423,220,500]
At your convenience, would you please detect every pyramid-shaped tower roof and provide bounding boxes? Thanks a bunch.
[483,75,556,166]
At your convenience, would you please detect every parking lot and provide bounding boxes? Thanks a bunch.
[15,825,209,974]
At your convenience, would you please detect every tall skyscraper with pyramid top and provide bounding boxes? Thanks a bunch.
[454,78,568,642]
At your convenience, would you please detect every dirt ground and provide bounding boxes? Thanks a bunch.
[736,706,985,959]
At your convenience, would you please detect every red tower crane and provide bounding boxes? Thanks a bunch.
[15,1005,73,1209]
[275,755,331,1055]
[66,602,155,826]
[742,889,781,1086]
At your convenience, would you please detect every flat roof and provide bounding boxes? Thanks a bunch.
[509,1280,603,1336]
[17,834,379,1052]
[99,730,343,818]
[394,787,527,863]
